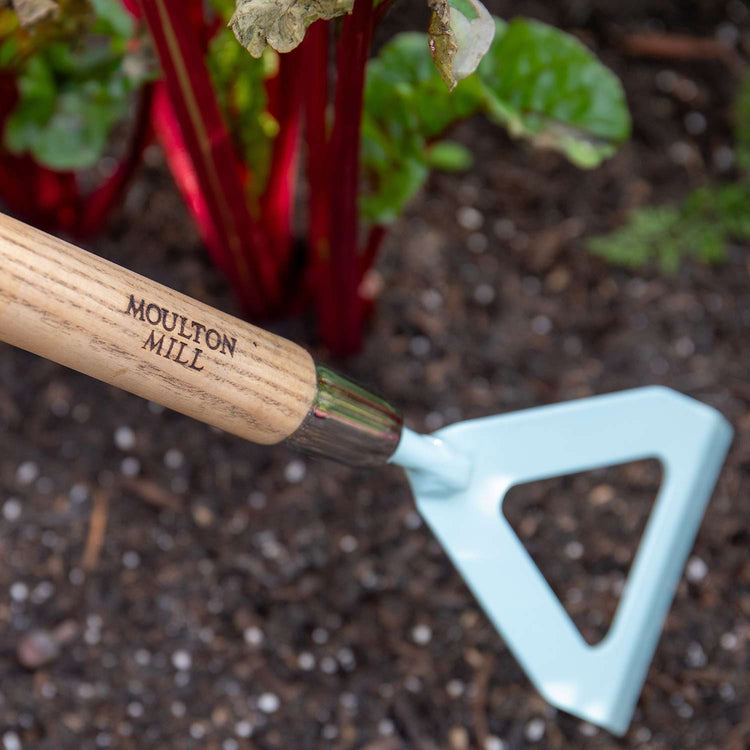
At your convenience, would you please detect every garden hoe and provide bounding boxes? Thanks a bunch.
[0,213,733,735]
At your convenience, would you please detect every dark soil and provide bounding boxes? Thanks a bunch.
[1,1,749,749]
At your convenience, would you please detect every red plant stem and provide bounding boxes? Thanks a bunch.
[139,0,279,315]
[360,223,386,278]
[322,0,374,355]
[78,82,155,237]
[301,21,330,320]
[260,44,305,273]
[152,83,225,270]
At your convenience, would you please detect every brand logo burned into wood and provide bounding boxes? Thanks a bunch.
[124,295,238,372]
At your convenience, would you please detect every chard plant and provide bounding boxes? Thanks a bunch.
[0,0,630,355]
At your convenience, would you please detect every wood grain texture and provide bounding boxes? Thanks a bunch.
[0,213,317,444]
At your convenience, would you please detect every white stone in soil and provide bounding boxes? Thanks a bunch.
[411,624,432,645]
[686,556,708,583]
[2,731,22,750]
[243,626,264,646]
[257,692,280,713]
[114,426,136,451]
[171,650,192,671]
[3,498,22,522]
[10,582,28,602]
[524,718,546,742]
[16,461,39,485]
[284,460,306,483]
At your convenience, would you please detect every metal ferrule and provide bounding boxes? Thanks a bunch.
[286,365,403,467]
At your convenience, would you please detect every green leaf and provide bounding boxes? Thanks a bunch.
[207,25,277,197]
[361,18,630,225]
[89,0,133,38]
[2,3,151,170]
[587,182,750,273]
[425,140,473,170]
[476,18,630,167]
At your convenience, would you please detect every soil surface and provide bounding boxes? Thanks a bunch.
[1,1,749,749]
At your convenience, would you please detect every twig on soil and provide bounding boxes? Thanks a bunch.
[471,653,493,748]
[81,490,109,571]
[618,33,743,70]
[122,478,182,511]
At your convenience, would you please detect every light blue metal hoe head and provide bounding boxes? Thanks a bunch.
[389,386,732,735]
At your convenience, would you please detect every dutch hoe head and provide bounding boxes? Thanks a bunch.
[0,214,734,738]
[390,386,732,734]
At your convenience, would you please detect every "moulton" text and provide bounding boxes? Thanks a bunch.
[124,295,238,372]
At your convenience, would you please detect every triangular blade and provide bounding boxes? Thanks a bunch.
[401,387,732,735]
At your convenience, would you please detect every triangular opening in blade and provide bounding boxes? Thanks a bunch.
[502,458,662,645]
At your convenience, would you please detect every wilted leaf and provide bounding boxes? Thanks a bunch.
[230,0,353,58]
[428,0,494,90]
[12,0,58,27]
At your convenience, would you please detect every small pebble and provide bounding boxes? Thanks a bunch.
[189,723,206,740]
[493,218,515,239]
[134,649,151,666]
[10,582,29,602]
[3,498,22,522]
[485,737,506,750]
[525,718,546,742]
[284,460,306,483]
[421,289,443,311]
[3,732,21,750]
[565,541,584,560]
[409,336,431,357]
[248,491,266,509]
[17,629,60,669]
[171,701,186,718]
[223,740,239,750]
[322,725,338,740]
[258,693,280,713]
[686,641,707,667]
[16,461,39,485]
[30,581,54,604]
[127,702,144,718]
[172,650,192,671]
[684,111,707,135]
[467,232,488,254]
[120,457,141,477]
[320,656,338,674]
[719,682,736,701]
[378,719,395,736]
[235,720,253,738]
[312,627,329,645]
[122,551,140,570]
[69,568,85,585]
[686,556,708,583]
[69,483,89,503]
[114,427,136,451]
[446,679,465,698]
[243,626,264,646]
[297,652,315,670]
[456,206,484,231]
[531,315,552,335]
[474,284,496,305]
[579,722,598,737]
[164,448,184,469]
[411,624,432,645]
[720,632,738,650]
[713,145,735,172]
[339,535,358,553]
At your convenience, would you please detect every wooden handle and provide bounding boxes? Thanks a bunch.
[0,213,317,445]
